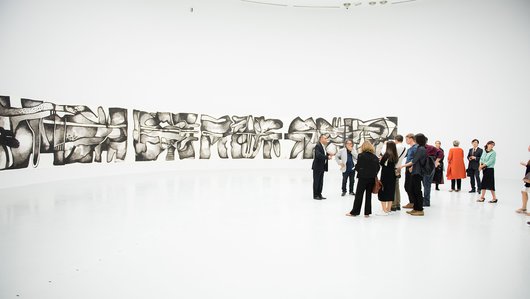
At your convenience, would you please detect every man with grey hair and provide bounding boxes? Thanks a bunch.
[335,139,358,196]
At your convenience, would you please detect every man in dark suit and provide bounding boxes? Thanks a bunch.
[312,134,332,200]
[467,139,483,193]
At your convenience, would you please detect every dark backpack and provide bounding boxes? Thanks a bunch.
[421,155,435,176]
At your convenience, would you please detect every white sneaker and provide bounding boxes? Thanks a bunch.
[376,211,389,216]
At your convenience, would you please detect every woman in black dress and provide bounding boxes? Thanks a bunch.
[377,141,398,216]
[433,140,445,190]
[346,140,380,217]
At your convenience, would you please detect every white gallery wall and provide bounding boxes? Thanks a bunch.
[0,0,529,187]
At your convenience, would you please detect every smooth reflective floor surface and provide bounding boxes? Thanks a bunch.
[1,169,529,299]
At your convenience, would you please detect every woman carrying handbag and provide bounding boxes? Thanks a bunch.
[346,140,380,217]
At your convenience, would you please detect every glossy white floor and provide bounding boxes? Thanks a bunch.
[1,169,529,299]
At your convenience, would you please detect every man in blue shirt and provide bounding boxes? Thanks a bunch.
[401,133,417,209]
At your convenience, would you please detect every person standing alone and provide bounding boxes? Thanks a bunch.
[312,134,333,200]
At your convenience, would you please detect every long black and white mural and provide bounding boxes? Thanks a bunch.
[0,96,127,170]
[1,95,397,170]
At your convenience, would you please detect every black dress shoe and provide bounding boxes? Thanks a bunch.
[469,190,476,193]
[341,192,346,196]
[349,192,355,195]
[314,196,322,200]
[319,196,327,200]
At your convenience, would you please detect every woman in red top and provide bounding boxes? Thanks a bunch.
[446,140,467,192]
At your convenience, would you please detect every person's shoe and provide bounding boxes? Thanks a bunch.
[477,190,481,194]
[314,196,322,200]
[449,189,455,192]
[391,207,397,212]
[406,209,415,214]
[319,196,327,200]
[376,211,390,216]
[476,198,485,202]
[515,208,527,214]
[349,192,355,195]
[527,221,530,226]
[395,206,401,211]
[341,192,346,197]
[346,213,358,217]
[410,210,425,216]
[488,199,498,203]
[456,189,461,192]
[403,203,414,209]
[423,203,430,207]
[435,188,440,191]
[469,190,476,193]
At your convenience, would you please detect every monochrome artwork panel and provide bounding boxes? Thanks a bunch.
[199,114,232,159]
[284,116,398,159]
[133,110,199,161]
[0,96,127,170]
[134,113,284,160]
[230,115,283,159]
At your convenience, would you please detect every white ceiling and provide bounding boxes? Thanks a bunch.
[239,0,420,9]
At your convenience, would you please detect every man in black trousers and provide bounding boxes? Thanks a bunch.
[312,134,332,200]
[467,139,483,193]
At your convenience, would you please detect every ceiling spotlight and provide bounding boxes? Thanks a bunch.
[343,3,351,9]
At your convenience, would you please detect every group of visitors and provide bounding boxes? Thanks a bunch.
[312,134,508,218]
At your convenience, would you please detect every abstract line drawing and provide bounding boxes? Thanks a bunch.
[133,110,199,161]
[284,117,318,159]
[199,114,233,159]
[284,117,397,159]
[230,115,283,159]
[0,96,127,170]
[342,117,398,152]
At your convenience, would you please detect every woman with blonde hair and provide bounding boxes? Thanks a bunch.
[446,140,466,192]
[347,140,380,217]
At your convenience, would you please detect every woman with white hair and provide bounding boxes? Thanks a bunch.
[446,140,466,192]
